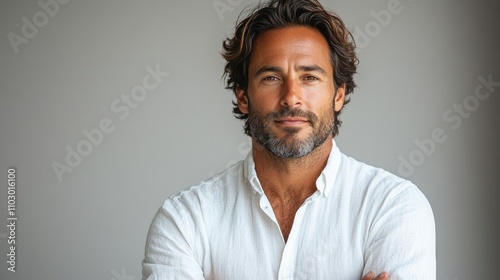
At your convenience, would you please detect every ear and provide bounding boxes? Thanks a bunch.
[334,84,346,112]
[236,86,249,114]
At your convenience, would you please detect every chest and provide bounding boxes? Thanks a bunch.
[205,199,365,279]
[269,199,303,242]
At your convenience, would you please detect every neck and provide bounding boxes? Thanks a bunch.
[252,136,333,200]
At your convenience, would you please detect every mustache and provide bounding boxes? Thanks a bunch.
[266,107,318,122]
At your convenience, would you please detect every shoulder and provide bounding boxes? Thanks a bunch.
[341,153,405,185]
[338,152,415,195]
[148,160,247,244]
[337,152,433,217]
[161,160,245,215]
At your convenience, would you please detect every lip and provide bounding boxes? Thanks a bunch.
[275,118,309,126]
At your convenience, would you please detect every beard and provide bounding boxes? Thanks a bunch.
[247,105,335,158]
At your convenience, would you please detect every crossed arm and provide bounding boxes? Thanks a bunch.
[362,271,390,280]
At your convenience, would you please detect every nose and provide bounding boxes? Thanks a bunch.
[279,78,302,108]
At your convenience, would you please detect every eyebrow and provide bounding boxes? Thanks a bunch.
[254,64,327,77]
[254,66,282,77]
[297,64,327,75]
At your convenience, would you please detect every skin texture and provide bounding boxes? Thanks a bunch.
[236,26,390,279]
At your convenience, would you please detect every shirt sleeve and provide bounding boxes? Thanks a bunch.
[362,183,436,280]
[142,199,205,280]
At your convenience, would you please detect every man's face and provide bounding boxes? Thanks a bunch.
[236,26,345,158]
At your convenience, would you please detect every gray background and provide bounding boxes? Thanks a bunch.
[1,0,499,279]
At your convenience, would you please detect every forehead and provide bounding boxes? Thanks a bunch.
[249,26,332,72]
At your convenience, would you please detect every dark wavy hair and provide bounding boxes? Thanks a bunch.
[222,0,358,137]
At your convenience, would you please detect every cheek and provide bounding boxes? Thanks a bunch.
[247,85,267,104]
[306,91,335,111]
[250,94,281,111]
[313,97,336,119]
[318,104,335,120]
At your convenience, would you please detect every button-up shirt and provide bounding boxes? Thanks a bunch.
[142,140,435,279]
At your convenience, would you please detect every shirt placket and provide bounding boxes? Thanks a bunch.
[277,192,320,280]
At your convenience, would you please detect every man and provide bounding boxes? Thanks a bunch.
[142,0,435,279]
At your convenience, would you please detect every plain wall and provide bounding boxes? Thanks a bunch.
[0,0,499,279]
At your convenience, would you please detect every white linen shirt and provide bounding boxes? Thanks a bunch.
[142,140,436,280]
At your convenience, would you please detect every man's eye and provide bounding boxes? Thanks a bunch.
[263,76,279,81]
[304,75,319,81]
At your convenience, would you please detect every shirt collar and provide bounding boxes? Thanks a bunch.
[317,139,341,197]
[243,139,342,197]
[244,150,263,195]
